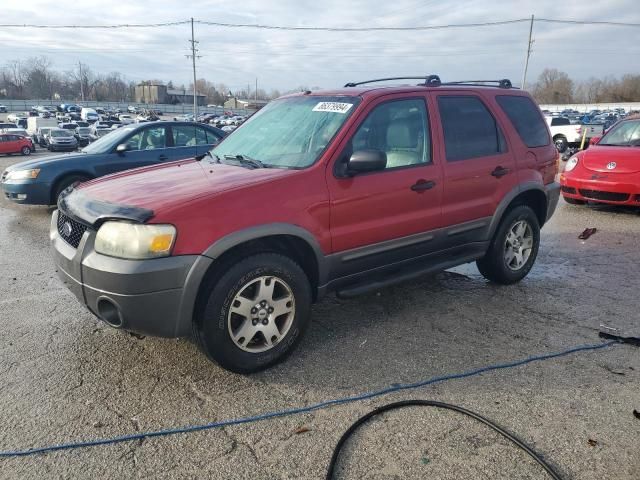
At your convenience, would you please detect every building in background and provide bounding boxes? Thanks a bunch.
[224,97,269,110]
[135,84,206,105]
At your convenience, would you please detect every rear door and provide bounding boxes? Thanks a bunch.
[94,125,170,176]
[431,92,517,233]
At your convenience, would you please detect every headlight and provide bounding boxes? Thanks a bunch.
[564,156,579,172]
[94,222,176,259]
[5,169,40,181]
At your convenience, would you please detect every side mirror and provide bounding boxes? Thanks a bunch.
[116,143,128,154]
[589,136,601,146]
[347,149,387,175]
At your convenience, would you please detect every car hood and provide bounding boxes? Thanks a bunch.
[73,159,297,217]
[3,152,87,172]
[581,146,640,174]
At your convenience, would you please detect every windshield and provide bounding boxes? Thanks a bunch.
[51,130,73,137]
[211,95,361,168]
[600,119,640,146]
[82,126,136,153]
[40,128,51,134]
[77,128,91,134]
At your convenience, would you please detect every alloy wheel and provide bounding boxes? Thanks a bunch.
[504,220,534,271]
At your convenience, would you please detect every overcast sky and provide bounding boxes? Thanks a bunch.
[2,0,639,93]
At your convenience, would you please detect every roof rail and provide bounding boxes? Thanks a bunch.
[441,79,515,89]
[344,75,441,88]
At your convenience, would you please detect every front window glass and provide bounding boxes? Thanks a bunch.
[126,127,166,151]
[211,95,361,168]
[349,98,430,169]
[600,120,640,146]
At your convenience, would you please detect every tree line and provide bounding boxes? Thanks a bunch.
[3,57,639,106]
[531,68,640,104]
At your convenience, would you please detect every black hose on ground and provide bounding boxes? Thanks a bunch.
[327,399,563,480]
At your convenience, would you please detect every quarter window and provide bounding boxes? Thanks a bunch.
[438,96,506,161]
[350,98,430,169]
[496,96,550,148]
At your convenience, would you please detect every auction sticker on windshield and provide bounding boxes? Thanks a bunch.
[312,102,353,114]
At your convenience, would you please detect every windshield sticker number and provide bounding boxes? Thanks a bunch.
[312,102,353,114]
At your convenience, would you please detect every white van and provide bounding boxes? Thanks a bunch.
[80,107,99,122]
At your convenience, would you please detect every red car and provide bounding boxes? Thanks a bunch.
[0,134,33,156]
[561,115,640,206]
[51,76,559,372]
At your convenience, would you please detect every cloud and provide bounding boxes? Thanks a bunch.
[1,0,639,91]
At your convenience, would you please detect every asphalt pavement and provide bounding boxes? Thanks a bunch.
[0,151,638,479]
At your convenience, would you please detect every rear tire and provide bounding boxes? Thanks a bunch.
[563,196,585,205]
[194,253,312,373]
[21,146,31,156]
[477,205,540,285]
[554,136,568,153]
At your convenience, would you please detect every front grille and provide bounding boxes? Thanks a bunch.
[57,212,87,248]
[561,186,577,194]
[578,189,630,202]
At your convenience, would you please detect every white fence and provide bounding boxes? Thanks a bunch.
[539,102,640,113]
[0,98,253,116]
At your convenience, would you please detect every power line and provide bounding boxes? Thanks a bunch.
[1,17,639,31]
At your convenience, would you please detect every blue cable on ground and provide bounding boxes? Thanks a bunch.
[0,341,618,458]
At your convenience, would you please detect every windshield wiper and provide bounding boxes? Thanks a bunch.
[195,150,220,162]
[222,154,266,169]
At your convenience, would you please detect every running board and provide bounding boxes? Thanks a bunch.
[335,250,484,299]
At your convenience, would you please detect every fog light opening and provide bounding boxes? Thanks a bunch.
[96,298,123,328]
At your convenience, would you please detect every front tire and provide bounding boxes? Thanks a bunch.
[554,136,568,153]
[194,253,312,373]
[477,205,540,285]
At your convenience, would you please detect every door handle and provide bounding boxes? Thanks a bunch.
[491,166,510,178]
[411,179,436,192]
[158,154,168,161]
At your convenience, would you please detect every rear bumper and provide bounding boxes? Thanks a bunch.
[560,174,640,205]
[50,210,210,337]
[544,181,561,221]
[1,180,52,204]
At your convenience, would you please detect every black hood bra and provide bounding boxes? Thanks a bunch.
[57,187,154,227]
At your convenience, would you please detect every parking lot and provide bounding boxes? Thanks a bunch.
[0,147,638,479]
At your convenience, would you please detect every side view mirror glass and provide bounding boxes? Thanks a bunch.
[347,149,387,175]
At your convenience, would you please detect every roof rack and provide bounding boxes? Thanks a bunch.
[344,75,442,88]
[343,76,515,89]
[441,79,515,89]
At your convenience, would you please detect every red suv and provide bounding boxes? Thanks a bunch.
[51,76,559,373]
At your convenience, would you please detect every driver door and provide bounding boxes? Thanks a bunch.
[95,125,169,176]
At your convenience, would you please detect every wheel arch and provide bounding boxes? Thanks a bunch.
[177,224,327,337]
[50,171,94,204]
[488,184,548,238]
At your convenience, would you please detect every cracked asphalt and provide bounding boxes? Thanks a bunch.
[1,151,639,479]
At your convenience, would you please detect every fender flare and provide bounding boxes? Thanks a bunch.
[487,182,546,239]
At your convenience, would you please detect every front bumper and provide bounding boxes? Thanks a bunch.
[50,210,210,337]
[1,179,52,204]
[544,181,561,222]
[560,174,640,205]
[49,144,77,151]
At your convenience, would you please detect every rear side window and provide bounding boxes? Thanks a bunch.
[496,96,550,148]
[437,96,506,162]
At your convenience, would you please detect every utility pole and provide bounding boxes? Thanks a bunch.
[255,77,258,104]
[186,18,201,117]
[78,61,84,102]
[521,14,534,90]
